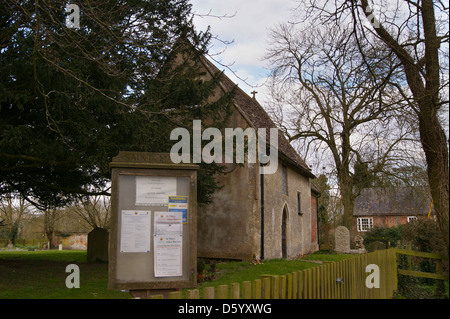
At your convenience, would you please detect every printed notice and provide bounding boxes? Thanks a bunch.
[154,235,182,277]
[135,176,177,206]
[168,196,189,224]
[154,211,183,235]
[120,210,151,253]
[154,211,183,277]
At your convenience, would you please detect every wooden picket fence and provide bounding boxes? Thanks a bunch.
[149,248,448,299]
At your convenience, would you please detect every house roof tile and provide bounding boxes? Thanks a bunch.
[354,187,433,216]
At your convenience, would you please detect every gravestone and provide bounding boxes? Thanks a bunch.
[87,227,109,263]
[354,235,365,250]
[334,226,351,253]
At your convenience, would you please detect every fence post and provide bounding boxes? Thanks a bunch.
[380,250,387,298]
[292,271,298,299]
[297,271,304,299]
[329,262,335,299]
[217,285,228,299]
[320,265,326,299]
[305,269,312,299]
[435,259,445,298]
[253,279,261,299]
[204,286,215,299]
[280,275,287,299]
[271,275,279,299]
[287,273,292,299]
[391,248,398,296]
[344,259,350,299]
[261,277,271,299]
[168,291,182,299]
[242,281,252,299]
[312,267,318,299]
[188,289,199,299]
[327,262,333,298]
[337,261,342,299]
[230,283,240,299]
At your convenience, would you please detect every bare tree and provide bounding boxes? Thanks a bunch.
[42,207,62,249]
[71,195,111,230]
[0,194,30,246]
[294,0,449,251]
[266,23,420,229]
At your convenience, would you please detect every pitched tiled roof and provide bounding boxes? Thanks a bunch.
[199,55,315,179]
[354,187,432,216]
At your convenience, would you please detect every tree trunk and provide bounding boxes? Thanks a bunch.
[418,104,449,252]
[339,130,355,230]
[341,181,355,230]
[419,0,449,253]
[44,209,57,249]
[359,0,449,252]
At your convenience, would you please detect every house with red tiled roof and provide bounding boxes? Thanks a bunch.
[172,45,319,261]
[353,187,434,233]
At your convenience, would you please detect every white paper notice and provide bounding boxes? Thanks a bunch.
[135,176,177,206]
[153,211,183,277]
[120,210,151,253]
[154,235,182,277]
[154,211,183,235]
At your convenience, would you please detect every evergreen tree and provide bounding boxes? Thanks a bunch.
[0,0,232,208]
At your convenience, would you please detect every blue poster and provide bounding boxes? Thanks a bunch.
[168,196,189,224]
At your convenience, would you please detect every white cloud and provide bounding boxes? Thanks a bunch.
[190,0,294,91]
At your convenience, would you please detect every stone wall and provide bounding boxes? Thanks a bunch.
[196,108,259,261]
[262,161,318,259]
[54,233,87,250]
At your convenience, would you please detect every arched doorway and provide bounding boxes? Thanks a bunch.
[282,206,288,259]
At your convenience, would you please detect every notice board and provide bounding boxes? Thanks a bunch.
[108,152,198,291]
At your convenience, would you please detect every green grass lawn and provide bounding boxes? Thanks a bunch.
[200,258,321,288]
[184,250,358,298]
[5,249,419,299]
[1,249,341,299]
[187,258,321,298]
[0,250,130,299]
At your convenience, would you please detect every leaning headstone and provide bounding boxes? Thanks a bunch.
[87,227,109,263]
[334,226,350,253]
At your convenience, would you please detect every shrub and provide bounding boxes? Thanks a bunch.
[363,225,403,248]
[401,219,447,254]
[397,219,448,299]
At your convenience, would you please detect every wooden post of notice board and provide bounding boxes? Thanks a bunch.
[108,152,198,298]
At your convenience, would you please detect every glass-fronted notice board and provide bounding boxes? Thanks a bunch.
[108,152,198,292]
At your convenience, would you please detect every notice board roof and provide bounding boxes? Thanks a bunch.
[110,152,199,170]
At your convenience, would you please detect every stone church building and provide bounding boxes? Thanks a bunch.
[173,44,320,261]
[163,39,320,260]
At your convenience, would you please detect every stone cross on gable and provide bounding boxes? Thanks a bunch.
[251,90,258,99]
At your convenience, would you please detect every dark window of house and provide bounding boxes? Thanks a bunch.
[297,192,302,215]
[282,165,287,194]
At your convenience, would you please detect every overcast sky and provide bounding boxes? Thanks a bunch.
[189,0,448,178]
[190,0,297,100]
